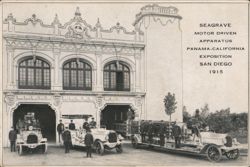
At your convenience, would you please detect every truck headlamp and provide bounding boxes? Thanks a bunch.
[28,126,33,131]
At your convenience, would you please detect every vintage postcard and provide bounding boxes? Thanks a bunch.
[0,0,249,166]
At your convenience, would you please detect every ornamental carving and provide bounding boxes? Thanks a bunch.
[25,14,44,26]
[4,13,16,23]
[65,23,91,39]
[53,93,61,107]
[96,95,103,107]
[4,93,16,106]
[110,22,127,34]
[3,7,146,42]
[135,95,142,107]
[51,14,61,26]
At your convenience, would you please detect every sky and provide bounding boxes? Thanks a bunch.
[2,2,249,114]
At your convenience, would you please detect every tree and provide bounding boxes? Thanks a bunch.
[164,92,177,121]
[206,107,232,133]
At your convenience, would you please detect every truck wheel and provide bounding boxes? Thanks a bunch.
[95,141,104,155]
[226,149,240,160]
[131,137,139,149]
[116,145,123,153]
[17,145,23,156]
[207,145,222,162]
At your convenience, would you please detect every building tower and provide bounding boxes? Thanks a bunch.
[134,4,183,121]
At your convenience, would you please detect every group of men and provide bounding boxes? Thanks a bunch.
[56,118,96,157]
[140,121,182,148]
[16,118,41,133]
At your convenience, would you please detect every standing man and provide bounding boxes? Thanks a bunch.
[84,129,94,158]
[57,120,64,143]
[16,119,24,134]
[9,127,17,152]
[172,122,182,148]
[89,118,96,129]
[35,119,40,129]
[159,121,166,146]
[62,127,71,153]
[83,118,89,131]
[69,120,76,130]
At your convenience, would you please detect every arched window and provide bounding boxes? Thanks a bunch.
[18,57,51,89]
[63,58,92,90]
[103,61,130,91]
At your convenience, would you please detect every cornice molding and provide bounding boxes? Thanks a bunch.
[3,34,145,56]
[3,89,146,97]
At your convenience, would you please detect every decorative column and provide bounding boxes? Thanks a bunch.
[135,95,142,120]
[6,47,14,89]
[52,93,62,144]
[95,95,103,128]
[95,46,103,91]
[53,42,61,90]
[135,49,141,92]
[4,92,16,147]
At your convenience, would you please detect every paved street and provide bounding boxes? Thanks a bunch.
[3,141,248,166]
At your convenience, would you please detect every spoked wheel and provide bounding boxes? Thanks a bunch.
[207,145,222,162]
[95,141,104,155]
[17,145,23,156]
[131,137,139,149]
[226,149,240,160]
[116,144,123,153]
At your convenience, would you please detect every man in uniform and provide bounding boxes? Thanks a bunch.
[69,120,76,130]
[172,122,182,148]
[140,120,146,142]
[16,119,24,134]
[89,118,96,128]
[57,120,64,143]
[159,121,166,146]
[84,129,94,158]
[148,122,154,144]
[83,118,89,131]
[35,119,40,129]
[9,127,17,152]
[62,127,71,153]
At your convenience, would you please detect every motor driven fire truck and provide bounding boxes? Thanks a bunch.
[62,115,123,155]
[130,120,241,162]
[16,112,47,155]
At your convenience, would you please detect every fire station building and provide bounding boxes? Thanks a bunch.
[3,4,183,146]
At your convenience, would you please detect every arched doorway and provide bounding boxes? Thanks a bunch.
[100,105,134,132]
[13,104,56,142]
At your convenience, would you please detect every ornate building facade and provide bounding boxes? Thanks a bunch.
[3,4,183,146]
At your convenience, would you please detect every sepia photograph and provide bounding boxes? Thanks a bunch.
[1,0,249,166]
